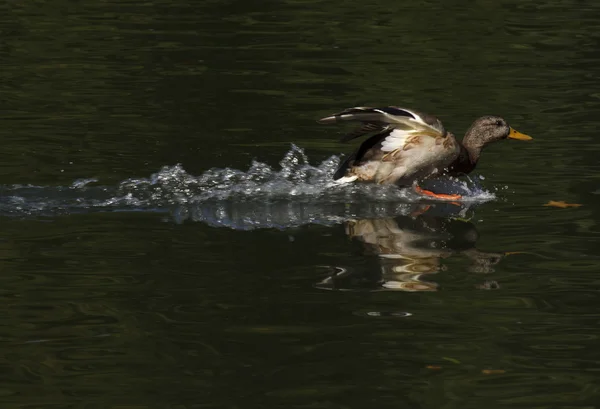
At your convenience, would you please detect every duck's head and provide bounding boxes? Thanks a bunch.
[464,116,532,150]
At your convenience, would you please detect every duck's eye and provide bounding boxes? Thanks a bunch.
[495,120,503,126]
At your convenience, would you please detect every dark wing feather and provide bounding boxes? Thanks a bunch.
[373,106,416,118]
[319,106,418,143]
[333,152,357,180]
[317,106,417,126]
[333,129,392,180]
[318,106,445,137]
[340,122,389,142]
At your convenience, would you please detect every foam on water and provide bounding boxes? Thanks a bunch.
[0,145,497,228]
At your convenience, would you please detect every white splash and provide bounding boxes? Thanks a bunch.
[0,145,496,227]
[115,144,495,204]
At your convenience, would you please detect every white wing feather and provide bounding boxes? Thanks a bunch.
[380,129,418,153]
[370,107,443,136]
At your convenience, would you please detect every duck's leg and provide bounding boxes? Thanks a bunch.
[409,204,432,217]
[414,185,462,201]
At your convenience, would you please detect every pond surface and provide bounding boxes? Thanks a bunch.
[1,0,600,407]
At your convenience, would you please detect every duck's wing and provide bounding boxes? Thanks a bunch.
[317,106,446,143]
[320,107,457,184]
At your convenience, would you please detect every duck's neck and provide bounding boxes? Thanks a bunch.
[461,138,483,166]
[463,125,492,164]
[451,133,484,175]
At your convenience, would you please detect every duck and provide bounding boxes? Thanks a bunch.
[318,106,532,200]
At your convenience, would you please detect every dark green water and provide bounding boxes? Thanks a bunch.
[1,0,600,407]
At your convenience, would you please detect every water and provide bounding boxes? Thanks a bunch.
[0,145,494,227]
[1,0,600,407]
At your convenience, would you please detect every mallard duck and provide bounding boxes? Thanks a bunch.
[318,106,532,199]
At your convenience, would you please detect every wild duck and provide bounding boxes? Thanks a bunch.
[318,106,532,199]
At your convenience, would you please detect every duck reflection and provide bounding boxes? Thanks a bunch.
[316,203,505,292]
[172,197,504,292]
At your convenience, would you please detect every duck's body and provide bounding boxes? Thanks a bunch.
[318,106,531,190]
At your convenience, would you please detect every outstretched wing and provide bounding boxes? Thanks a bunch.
[317,106,446,144]
[319,106,455,183]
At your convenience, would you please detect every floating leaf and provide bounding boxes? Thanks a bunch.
[482,369,506,375]
[442,357,461,364]
[426,365,442,370]
[544,201,582,208]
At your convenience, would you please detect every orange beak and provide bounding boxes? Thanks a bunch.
[508,127,532,141]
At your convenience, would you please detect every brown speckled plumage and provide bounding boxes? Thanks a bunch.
[318,106,531,186]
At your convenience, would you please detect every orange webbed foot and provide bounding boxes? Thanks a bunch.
[415,185,462,201]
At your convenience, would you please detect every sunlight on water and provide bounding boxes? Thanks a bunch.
[0,145,496,228]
